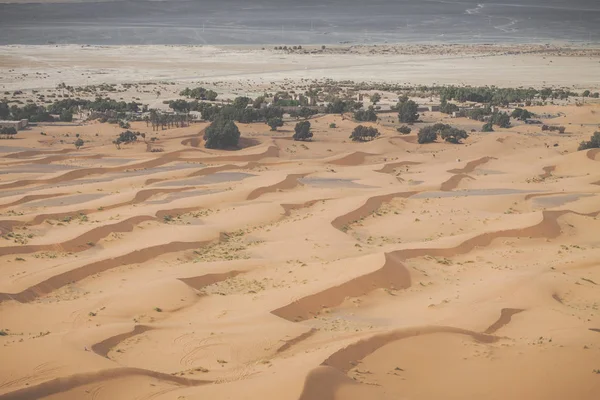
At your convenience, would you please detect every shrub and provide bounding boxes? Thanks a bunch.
[397,125,411,134]
[74,138,84,149]
[204,117,240,149]
[329,123,337,128]
[293,121,313,141]
[350,125,380,142]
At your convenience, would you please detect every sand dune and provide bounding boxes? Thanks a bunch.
[0,193,68,210]
[91,325,154,359]
[331,191,417,231]
[447,156,496,174]
[484,308,525,334]
[247,173,308,200]
[0,215,155,257]
[0,368,209,400]
[440,173,475,191]
[0,187,192,234]
[0,240,215,303]
[375,161,421,174]
[272,253,411,322]
[2,101,600,400]
[328,152,374,166]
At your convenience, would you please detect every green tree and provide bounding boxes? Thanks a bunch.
[583,90,591,97]
[440,127,469,144]
[370,93,381,104]
[350,125,380,142]
[253,96,265,109]
[74,138,84,149]
[578,132,600,151]
[417,126,438,144]
[440,99,459,115]
[417,123,452,144]
[491,112,511,128]
[267,117,284,131]
[204,117,240,149]
[233,97,252,109]
[397,96,419,124]
[482,122,494,132]
[117,130,138,144]
[0,126,17,139]
[353,106,377,122]
[293,121,313,141]
[511,108,533,121]
[59,109,73,122]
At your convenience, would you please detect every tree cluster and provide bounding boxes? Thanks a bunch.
[541,125,566,134]
[179,87,218,101]
[511,108,533,121]
[112,130,139,149]
[489,112,511,128]
[439,99,459,115]
[439,86,577,106]
[290,107,317,119]
[325,98,362,114]
[466,107,493,121]
[0,126,17,138]
[418,123,468,144]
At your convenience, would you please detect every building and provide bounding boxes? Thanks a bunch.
[0,119,28,131]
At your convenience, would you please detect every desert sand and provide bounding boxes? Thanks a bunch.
[1,45,600,400]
